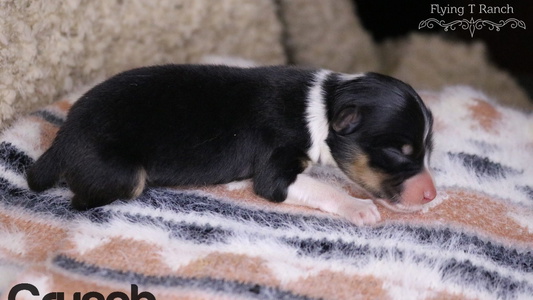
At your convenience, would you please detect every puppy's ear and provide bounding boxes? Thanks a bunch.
[332,106,360,135]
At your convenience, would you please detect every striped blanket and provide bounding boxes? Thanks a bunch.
[0,84,532,300]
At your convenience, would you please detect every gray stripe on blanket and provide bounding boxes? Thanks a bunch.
[52,255,317,300]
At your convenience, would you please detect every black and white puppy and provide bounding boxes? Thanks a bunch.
[27,65,436,225]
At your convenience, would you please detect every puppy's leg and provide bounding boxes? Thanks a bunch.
[66,153,146,210]
[285,174,380,225]
[253,146,309,203]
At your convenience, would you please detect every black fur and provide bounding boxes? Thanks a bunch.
[27,64,432,210]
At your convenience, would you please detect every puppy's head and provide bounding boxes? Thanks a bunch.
[326,73,436,211]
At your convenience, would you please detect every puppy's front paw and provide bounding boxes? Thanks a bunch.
[337,198,381,226]
[285,174,381,226]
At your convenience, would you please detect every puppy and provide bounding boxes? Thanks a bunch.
[27,65,436,225]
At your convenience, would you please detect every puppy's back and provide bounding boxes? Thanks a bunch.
[26,64,315,209]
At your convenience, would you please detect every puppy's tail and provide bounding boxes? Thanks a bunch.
[27,145,63,192]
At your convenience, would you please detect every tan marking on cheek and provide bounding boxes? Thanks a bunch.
[348,153,385,195]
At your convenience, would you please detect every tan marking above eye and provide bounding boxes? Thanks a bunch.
[401,144,413,156]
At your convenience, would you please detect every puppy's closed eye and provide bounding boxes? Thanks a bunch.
[383,146,412,159]
[383,144,414,157]
[382,147,414,165]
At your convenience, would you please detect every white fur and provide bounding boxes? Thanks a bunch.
[223,179,252,191]
[285,174,380,225]
[305,70,337,167]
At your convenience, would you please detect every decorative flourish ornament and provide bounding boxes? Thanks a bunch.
[418,18,526,37]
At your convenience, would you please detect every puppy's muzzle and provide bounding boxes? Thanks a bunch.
[375,168,437,213]
[399,168,436,205]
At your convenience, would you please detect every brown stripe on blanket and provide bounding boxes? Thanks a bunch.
[197,182,533,246]
[60,237,173,277]
[46,250,395,300]
[25,99,72,150]
[58,232,313,297]
[59,236,316,297]
[178,252,279,287]
[188,183,331,218]
[38,99,73,120]
[380,190,533,246]
[51,100,73,115]
[468,98,502,133]
[290,270,388,300]
[46,253,321,300]
[426,291,479,300]
[0,211,67,262]
[28,116,61,151]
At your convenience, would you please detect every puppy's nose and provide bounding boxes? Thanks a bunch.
[423,188,437,202]
[400,168,436,206]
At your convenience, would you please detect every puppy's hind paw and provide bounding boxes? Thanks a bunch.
[338,199,381,226]
[71,194,115,211]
